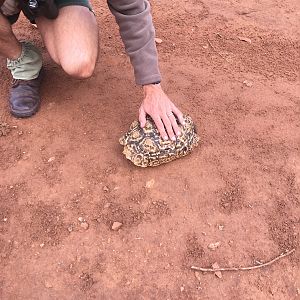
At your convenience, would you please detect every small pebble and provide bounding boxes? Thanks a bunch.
[208,242,221,251]
[154,37,163,44]
[194,271,201,282]
[80,222,89,230]
[78,217,84,222]
[104,203,111,209]
[112,222,123,231]
[243,80,253,87]
[44,281,53,288]
[145,179,155,189]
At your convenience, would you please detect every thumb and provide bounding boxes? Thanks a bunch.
[139,107,147,128]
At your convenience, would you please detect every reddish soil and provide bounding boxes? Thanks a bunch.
[1,0,300,299]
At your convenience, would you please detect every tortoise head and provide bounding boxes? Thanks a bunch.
[119,134,127,146]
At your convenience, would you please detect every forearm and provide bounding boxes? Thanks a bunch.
[107,0,161,85]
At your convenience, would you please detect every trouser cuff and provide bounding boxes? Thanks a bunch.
[7,41,42,80]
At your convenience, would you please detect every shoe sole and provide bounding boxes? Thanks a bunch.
[10,101,41,118]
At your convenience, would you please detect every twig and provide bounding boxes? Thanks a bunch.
[207,39,228,62]
[237,10,258,16]
[191,249,295,272]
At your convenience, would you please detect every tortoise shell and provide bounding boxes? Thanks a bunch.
[119,115,199,167]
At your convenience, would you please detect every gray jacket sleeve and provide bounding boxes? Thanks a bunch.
[107,0,162,85]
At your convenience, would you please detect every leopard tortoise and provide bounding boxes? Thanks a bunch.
[119,115,199,167]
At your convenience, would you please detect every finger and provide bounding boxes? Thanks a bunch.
[139,107,147,127]
[153,116,168,140]
[171,104,185,125]
[168,112,181,136]
[162,114,176,141]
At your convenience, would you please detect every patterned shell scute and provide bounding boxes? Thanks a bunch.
[119,115,199,167]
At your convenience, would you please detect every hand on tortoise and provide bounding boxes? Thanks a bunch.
[139,84,185,141]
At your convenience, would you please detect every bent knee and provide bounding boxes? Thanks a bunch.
[61,56,96,79]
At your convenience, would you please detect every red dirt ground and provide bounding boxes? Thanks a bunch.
[1,0,300,299]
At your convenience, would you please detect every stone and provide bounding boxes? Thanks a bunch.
[44,281,53,288]
[104,203,111,209]
[218,225,224,231]
[155,38,163,44]
[145,179,155,188]
[112,222,123,231]
[80,222,89,230]
[208,242,221,250]
[243,80,253,87]
[194,271,201,282]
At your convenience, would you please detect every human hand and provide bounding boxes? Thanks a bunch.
[139,84,185,141]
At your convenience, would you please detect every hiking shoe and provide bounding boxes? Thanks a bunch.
[9,69,43,118]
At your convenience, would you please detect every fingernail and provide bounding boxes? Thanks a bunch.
[171,136,176,141]
[177,131,181,136]
[164,136,168,140]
